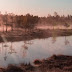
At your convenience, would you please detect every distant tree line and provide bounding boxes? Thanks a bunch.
[0,12,72,32]
[39,12,72,27]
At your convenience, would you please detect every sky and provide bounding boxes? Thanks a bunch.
[0,0,72,16]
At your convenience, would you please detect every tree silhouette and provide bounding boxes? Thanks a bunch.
[10,15,14,31]
[4,12,8,32]
[64,22,70,29]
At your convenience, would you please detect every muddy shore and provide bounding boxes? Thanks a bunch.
[0,55,72,72]
[0,29,72,42]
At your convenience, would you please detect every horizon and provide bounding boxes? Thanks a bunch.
[0,0,72,17]
[0,11,72,17]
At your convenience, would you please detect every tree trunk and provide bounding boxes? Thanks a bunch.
[3,24,4,33]
[11,24,13,31]
[6,25,7,32]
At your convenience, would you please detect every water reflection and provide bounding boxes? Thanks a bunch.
[8,42,17,54]
[0,36,72,67]
[3,43,8,61]
[21,41,28,58]
[52,35,56,43]
[52,31,57,43]
[65,36,70,45]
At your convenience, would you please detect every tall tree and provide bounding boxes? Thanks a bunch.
[10,14,14,31]
[5,12,8,32]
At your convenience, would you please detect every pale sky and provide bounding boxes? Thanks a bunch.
[0,0,72,16]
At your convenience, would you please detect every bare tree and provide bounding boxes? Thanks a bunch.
[4,12,8,32]
[10,15,14,31]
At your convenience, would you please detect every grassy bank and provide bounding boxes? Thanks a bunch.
[0,29,72,42]
[0,55,72,72]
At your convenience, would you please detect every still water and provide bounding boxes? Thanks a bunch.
[0,36,72,67]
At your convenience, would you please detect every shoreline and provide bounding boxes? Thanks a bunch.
[0,29,72,42]
[0,29,72,72]
[0,55,72,72]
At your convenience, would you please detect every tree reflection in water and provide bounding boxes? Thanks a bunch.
[3,42,8,61]
[0,40,33,62]
[2,42,3,54]
[21,40,33,58]
[0,47,1,54]
[52,30,57,44]
[52,36,56,44]
[8,42,16,54]
[0,36,71,67]
[65,36,70,45]
[21,41,28,58]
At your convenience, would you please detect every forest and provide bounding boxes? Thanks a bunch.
[0,12,72,32]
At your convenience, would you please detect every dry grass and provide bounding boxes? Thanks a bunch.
[0,55,72,72]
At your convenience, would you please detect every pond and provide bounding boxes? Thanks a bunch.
[0,36,72,67]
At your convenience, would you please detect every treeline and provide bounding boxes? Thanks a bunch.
[15,14,39,29]
[0,13,39,32]
[0,12,72,31]
[39,12,72,27]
